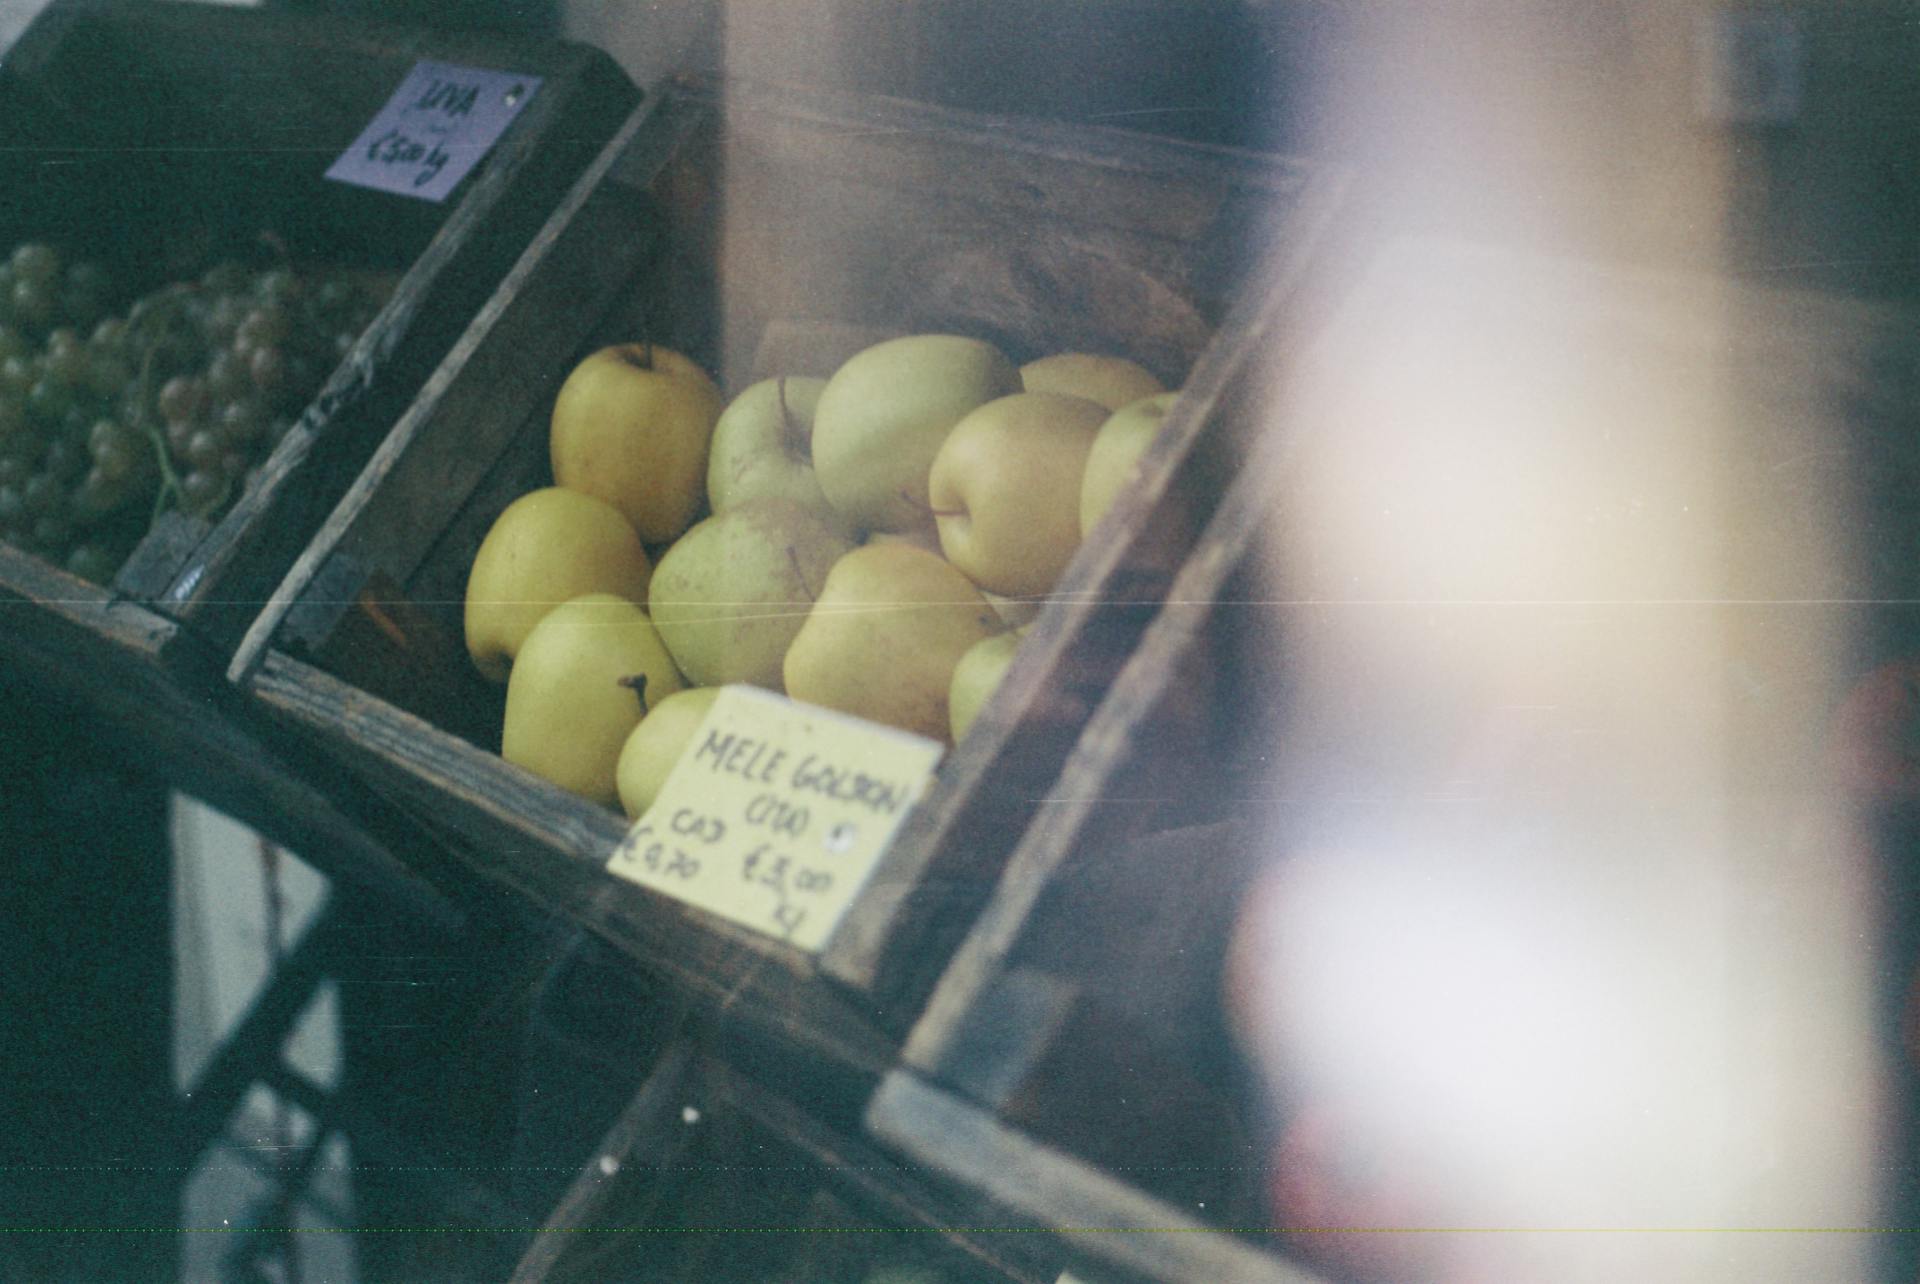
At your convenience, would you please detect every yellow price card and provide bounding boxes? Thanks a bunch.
[607,685,946,952]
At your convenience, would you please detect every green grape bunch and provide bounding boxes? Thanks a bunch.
[0,241,389,585]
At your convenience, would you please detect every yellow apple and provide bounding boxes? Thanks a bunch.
[929,392,1107,597]
[464,487,654,682]
[550,343,723,544]
[783,543,1000,741]
[948,630,1023,742]
[1020,352,1166,411]
[863,525,943,555]
[648,498,857,689]
[1080,392,1177,537]
[502,593,686,806]
[811,334,1020,533]
[706,376,845,530]
[615,686,720,819]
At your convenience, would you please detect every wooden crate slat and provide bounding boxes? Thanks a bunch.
[868,1070,1327,1284]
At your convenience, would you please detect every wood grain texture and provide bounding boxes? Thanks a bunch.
[517,1050,1061,1284]
[868,1071,1328,1284]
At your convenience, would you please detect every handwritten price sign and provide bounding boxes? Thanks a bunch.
[607,686,945,952]
[325,61,541,202]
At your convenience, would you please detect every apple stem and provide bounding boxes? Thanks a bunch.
[618,672,651,716]
[786,545,817,604]
[898,487,965,520]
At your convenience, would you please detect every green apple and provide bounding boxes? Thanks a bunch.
[502,593,686,806]
[784,543,1000,741]
[1020,352,1166,411]
[1080,392,1177,537]
[550,343,723,545]
[948,629,1023,742]
[465,487,654,682]
[928,392,1107,597]
[706,376,844,528]
[615,686,720,819]
[811,334,1020,533]
[648,497,856,689]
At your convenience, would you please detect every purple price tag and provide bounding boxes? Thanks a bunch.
[325,61,542,203]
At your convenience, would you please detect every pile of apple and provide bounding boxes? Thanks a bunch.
[462,332,1178,817]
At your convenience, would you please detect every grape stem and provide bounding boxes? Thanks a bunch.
[129,345,186,525]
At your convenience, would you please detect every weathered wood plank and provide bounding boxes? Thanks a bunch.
[868,1071,1328,1284]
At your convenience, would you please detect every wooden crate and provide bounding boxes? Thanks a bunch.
[0,0,638,694]
[509,1044,1076,1284]
[868,241,1920,1283]
[226,76,1342,1057]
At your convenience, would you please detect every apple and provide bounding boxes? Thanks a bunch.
[863,525,943,555]
[502,593,686,806]
[464,487,654,682]
[706,376,845,531]
[784,542,1000,741]
[928,391,1107,597]
[648,497,856,689]
[616,686,721,819]
[1080,392,1177,537]
[550,343,723,544]
[811,334,1020,533]
[948,629,1022,742]
[1020,352,1165,411]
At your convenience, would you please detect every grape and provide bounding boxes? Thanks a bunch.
[10,278,55,330]
[0,356,30,398]
[42,437,85,483]
[0,245,390,576]
[25,378,71,426]
[248,344,286,397]
[236,304,288,351]
[184,428,223,470]
[205,293,248,346]
[217,398,264,446]
[64,543,117,585]
[29,513,72,553]
[89,317,127,351]
[43,330,86,386]
[85,351,130,400]
[73,469,128,521]
[178,468,222,513]
[157,374,208,425]
[206,348,250,401]
[10,244,59,286]
[257,268,302,306]
[22,473,62,517]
